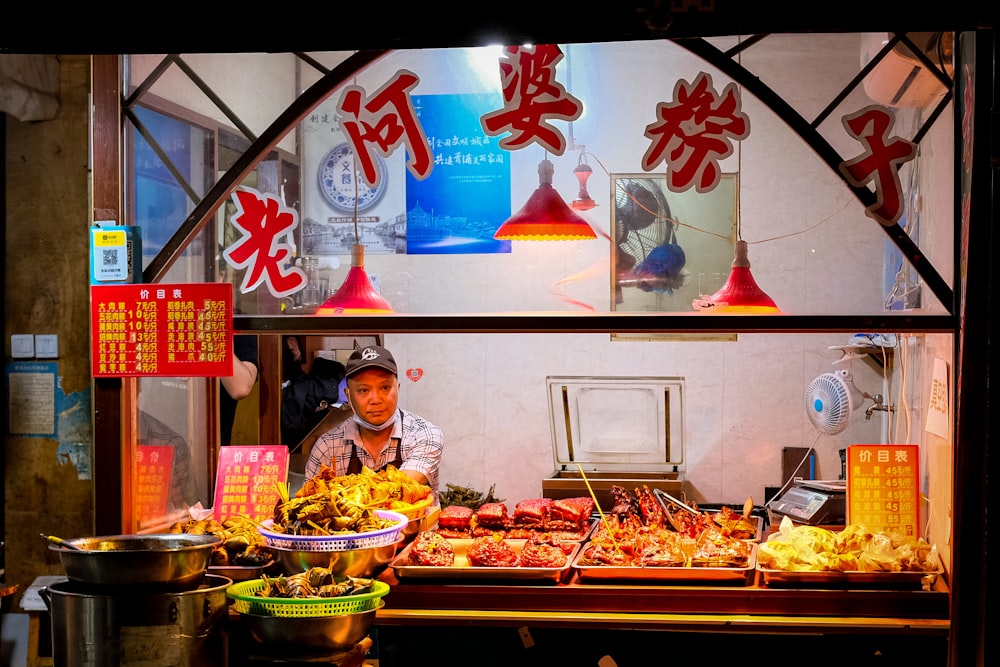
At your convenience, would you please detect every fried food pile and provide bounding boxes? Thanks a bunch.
[271,465,433,535]
[757,515,941,573]
[169,515,272,567]
[254,569,375,599]
[577,485,754,568]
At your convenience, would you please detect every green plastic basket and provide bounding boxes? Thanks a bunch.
[226,578,389,617]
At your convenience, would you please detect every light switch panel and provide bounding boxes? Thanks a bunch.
[35,334,59,359]
[11,334,34,359]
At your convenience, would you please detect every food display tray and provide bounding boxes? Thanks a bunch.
[758,566,943,589]
[391,539,581,583]
[571,543,757,584]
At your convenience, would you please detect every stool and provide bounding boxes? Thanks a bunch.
[20,576,64,667]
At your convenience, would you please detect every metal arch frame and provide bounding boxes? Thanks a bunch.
[674,34,955,315]
[133,50,391,284]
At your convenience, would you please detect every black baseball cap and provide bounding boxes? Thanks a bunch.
[345,345,397,378]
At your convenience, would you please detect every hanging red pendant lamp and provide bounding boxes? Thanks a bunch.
[693,240,780,313]
[494,158,597,241]
[570,154,597,211]
[315,244,393,315]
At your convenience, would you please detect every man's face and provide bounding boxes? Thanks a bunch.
[345,368,399,426]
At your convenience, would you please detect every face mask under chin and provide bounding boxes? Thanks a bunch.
[352,410,398,432]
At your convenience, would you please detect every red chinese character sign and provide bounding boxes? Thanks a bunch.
[338,69,434,187]
[223,187,306,298]
[642,72,749,194]
[846,443,920,536]
[838,105,917,227]
[212,446,289,522]
[90,283,233,377]
[481,44,583,155]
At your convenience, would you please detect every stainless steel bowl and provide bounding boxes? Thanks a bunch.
[49,534,221,591]
[240,599,384,653]
[270,536,403,578]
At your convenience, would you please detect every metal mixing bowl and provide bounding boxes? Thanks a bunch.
[49,534,221,591]
[270,536,404,578]
[240,599,384,653]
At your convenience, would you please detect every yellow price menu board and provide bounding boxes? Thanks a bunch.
[846,444,920,537]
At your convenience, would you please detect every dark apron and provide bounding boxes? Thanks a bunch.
[347,422,404,474]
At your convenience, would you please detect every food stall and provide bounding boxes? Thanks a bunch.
[75,5,992,666]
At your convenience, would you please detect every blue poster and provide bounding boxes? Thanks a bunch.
[406,94,511,254]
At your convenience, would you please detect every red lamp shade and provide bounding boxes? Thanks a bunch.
[494,159,597,241]
[693,240,780,313]
[315,244,393,315]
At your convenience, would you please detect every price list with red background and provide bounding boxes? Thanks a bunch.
[90,283,234,377]
[213,446,289,522]
[846,443,920,536]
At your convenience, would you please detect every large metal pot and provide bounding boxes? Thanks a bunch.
[41,574,231,667]
[49,534,220,592]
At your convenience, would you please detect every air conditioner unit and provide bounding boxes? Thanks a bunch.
[861,32,953,108]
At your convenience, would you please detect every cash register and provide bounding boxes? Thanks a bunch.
[768,479,846,525]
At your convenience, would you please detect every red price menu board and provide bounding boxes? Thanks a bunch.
[135,445,174,524]
[846,444,920,536]
[90,282,234,377]
[212,446,290,522]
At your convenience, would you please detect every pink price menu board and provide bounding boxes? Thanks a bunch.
[212,446,289,522]
[90,283,233,377]
[846,443,920,537]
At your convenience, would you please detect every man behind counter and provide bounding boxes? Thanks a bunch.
[305,344,443,494]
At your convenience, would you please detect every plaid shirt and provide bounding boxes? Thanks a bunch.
[305,409,443,493]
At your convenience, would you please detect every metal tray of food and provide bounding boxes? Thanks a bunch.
[758,566,943,589]
[572,543,757,584]
[391,539,580,583]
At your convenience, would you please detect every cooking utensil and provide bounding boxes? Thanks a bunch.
[576,464,620,553]
[653,488,701,516]
[49,533,221,591]
[41,534,82,551]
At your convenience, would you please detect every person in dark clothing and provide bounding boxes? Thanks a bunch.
[220,334,259,445]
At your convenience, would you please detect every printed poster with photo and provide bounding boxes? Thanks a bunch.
[301,102,407,256]
[406,93,511,255]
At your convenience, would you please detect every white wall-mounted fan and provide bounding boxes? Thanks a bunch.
[805,369,866,435]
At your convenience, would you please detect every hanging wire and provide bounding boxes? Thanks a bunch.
[352,152,361,244]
